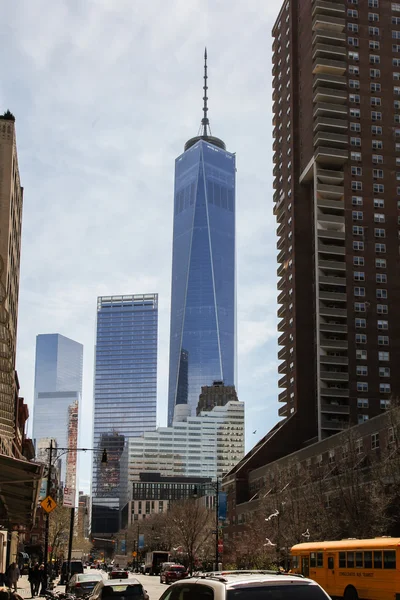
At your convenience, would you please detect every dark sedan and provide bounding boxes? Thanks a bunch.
[109,570,129,580]
[160,565,187,585]
[67,573,104,596]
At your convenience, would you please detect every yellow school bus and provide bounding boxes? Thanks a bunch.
[291,538,400,600]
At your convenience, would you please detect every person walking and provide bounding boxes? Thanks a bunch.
[38,565,46,596]
[28,564,40,598]
[6,563,20,593]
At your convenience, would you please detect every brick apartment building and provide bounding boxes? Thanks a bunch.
[223,0,400,527]
[0,111,42,570]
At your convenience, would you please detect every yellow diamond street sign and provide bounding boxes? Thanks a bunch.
[41,495,57,513]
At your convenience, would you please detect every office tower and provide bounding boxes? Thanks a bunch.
[196,380,239,415]
[0,111,23,446]
[32,334,83,485]
[125,400,244,483]
[273,0,400,442]
[91,294,158,535]
[167,50,236,425]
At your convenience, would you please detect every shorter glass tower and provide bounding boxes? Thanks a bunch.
[91,294,158,535]
[32,333,83,487]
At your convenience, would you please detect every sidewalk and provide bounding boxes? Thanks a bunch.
[15,575,59,599]
[15,575,32,599]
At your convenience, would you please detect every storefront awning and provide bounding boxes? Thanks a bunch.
[0,454,43,526]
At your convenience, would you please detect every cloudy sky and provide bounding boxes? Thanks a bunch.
[2,0,281,492]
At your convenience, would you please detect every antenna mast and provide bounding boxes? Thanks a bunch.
[201,47,209,137]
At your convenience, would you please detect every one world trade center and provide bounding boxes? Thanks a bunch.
[168,50,236,425]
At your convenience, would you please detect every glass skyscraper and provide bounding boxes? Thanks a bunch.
[32,333,83,487]
[91,294,158,535]
[168,51,236,425]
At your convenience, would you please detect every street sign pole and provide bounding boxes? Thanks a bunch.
[44,439,53,592]
[66,505,75,592]
[215,479,219,570]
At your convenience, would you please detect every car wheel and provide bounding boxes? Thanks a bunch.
[344,586,358,600]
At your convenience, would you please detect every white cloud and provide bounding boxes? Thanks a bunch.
[1,0,283,492]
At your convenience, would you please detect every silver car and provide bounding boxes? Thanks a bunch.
[159,571,330,600]
[67,573,104,596]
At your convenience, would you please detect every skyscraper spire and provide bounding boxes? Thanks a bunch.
[201,47,209,136]
[184,48,226,151]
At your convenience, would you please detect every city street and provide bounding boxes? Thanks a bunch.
[130,574,166,600]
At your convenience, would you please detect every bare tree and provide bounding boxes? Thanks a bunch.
[48,506,70,564]
[168,500,214,573]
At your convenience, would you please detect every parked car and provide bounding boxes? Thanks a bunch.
[66,573,104,596]
[158,571,330,600]
[109,570,129,580]
[60,560,84,584]
[160,565,187,585]
[89,578,149,600]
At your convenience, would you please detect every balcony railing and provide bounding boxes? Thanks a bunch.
[318,242,345,255]
[313,86,347,104]
[319,354,348,365]
[313,43,347,61]
[318,259,346,271]
[317,182,345,197]
[318,305,347,318]
[312,14,346,33]
[320,371,349,382]
[314,131,347,148]
[314,145,348,165]
[320,387,349,397]
[313,57,347,76]
[312,0,345,18]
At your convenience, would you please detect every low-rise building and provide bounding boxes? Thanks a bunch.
[222,409,400,557]
[121,473,211,528]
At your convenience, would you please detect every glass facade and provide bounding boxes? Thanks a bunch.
[168,140,236,425]
[32,334,83,486]
[91,294,158,535]
[126,400,244,483]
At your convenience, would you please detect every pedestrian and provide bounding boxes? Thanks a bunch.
[28,564,40,598]
[6,564,19,593]
[38,565,46,596]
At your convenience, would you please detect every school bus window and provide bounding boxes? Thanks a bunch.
[292,556,299,569]
[317,552,323,567]
[339,552,346,568]
[383,550,396,569]
[347,552,355,568]
[355,552,363,568]
[364,551,372,568]
[328,557,334,569]
[310,552,316,567]
[373,551,382,569]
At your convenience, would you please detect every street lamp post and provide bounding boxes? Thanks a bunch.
[43,445,107,591]
[43,440,53,591]
[193,479,221,571]
[136,522,140,572]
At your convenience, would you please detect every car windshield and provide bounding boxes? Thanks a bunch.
[77,574,103,581]
[227,584,328,600]
[102,584,144,599]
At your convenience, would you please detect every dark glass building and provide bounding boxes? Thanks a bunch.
[91,294,158,535]
[167,51,236,425]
